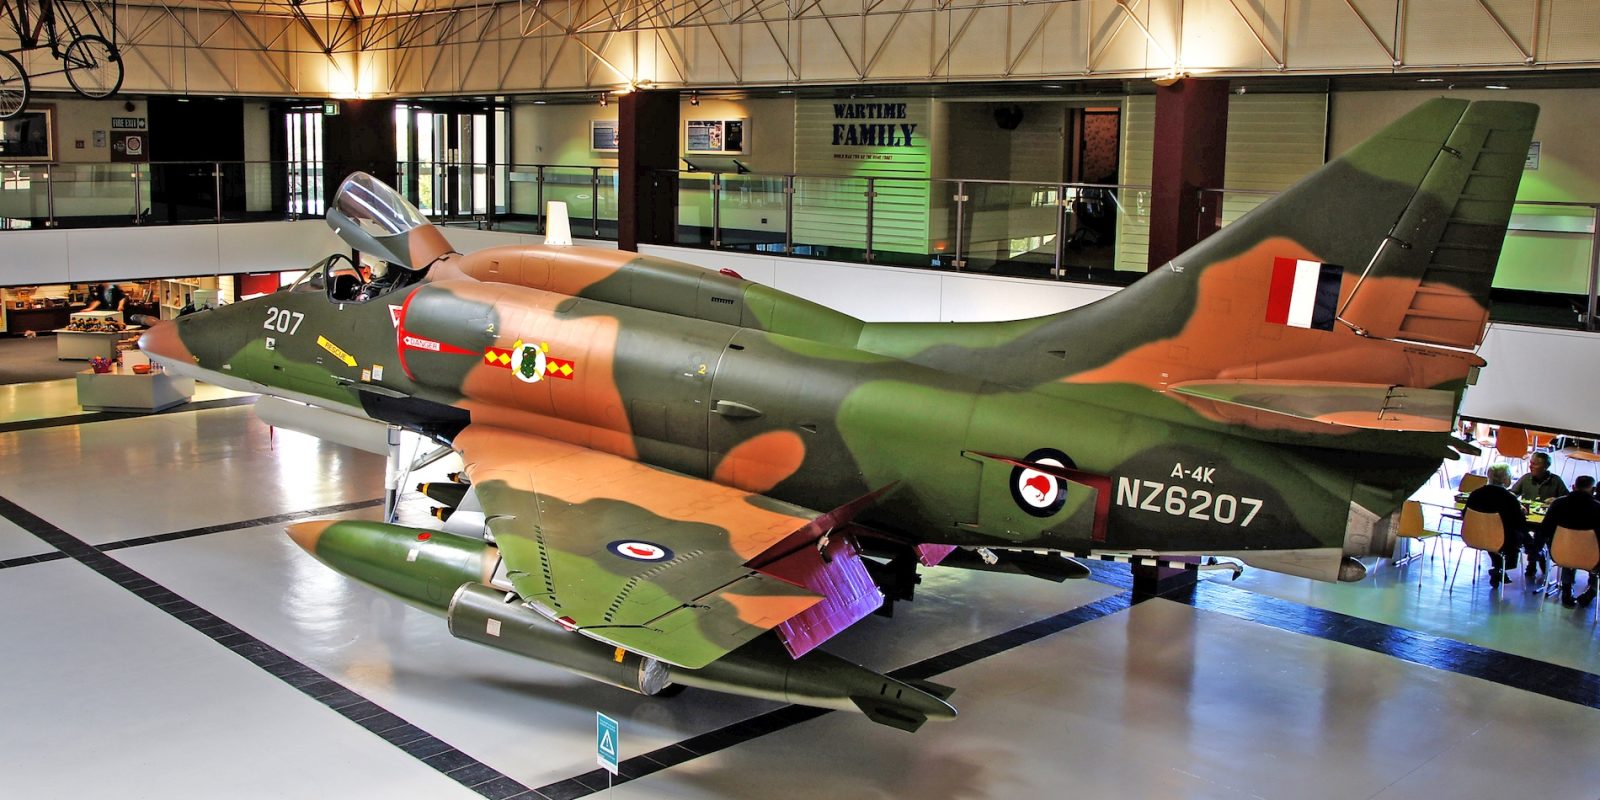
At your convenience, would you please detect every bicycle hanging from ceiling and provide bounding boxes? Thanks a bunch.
[0,0,124,118]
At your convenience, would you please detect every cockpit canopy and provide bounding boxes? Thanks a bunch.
[326,172,452,271]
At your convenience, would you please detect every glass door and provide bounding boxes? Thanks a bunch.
[286,108,324,216]
[395,104,506,220]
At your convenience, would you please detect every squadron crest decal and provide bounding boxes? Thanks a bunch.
[485,339,576,381]
[510,340,548,383]
[1009,448,1075,518]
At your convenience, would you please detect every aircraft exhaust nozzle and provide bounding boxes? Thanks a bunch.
[1338,557,1368,583]
[283,519,495,614]
[665,636,957,732]
[447,583,672,695]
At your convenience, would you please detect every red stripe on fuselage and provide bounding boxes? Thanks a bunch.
[394,287,478,381]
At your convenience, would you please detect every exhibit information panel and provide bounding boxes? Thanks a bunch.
[793,98,931,256]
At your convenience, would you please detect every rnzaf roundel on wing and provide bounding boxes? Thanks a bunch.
[137,98,1538,731]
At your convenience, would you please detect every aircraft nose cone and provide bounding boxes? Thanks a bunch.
[138,319,194,367]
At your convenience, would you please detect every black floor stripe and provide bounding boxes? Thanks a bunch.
[0,491,537,800]
[98,497,386,552]
[1185,577,1600,709]
[0,550,69,570]
[1080,561,1600,708]
[531,590,1138,799]
[0,395,259,434]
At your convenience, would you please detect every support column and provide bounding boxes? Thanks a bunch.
[1131,558,1199,599]
[1146,79,1230,271]
[617,90,680,252]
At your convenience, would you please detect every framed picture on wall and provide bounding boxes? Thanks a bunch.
[0,106,55,162]
[591,120,620,152]
[686,119,746,155]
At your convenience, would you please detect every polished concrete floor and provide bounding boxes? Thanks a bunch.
[2,381,1599,799]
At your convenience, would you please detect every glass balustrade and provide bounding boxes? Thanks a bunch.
[1,159,1592,332]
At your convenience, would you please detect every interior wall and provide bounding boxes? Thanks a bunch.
[321,100,398,200]
[242,102,272,212]
[938,101,1065,182]
[513,96,797,172]
[1332,88,1600,294]
[1329,88,1600,202]
[679,97,796,174]
[50,98,149,163]
[148,99,245,162]
[512,103,620,167]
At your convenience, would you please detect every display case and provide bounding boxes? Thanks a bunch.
[68,309,125,330]
[77,364,195,412]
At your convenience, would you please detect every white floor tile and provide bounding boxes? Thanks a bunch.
[0,515,50,561]
[0,559,481,799]
[0,407,383,545]
[613,600,1600,800]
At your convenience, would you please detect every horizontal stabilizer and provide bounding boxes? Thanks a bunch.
[1169,380,1456,432]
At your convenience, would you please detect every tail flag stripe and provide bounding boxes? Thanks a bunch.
[1266,257,1342,331]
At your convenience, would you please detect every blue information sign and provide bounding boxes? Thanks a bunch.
[596,712,620,774]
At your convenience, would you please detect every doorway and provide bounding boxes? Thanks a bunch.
[395,104,509,220]
[285,107,324,217]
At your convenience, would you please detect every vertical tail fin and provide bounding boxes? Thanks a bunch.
[1336,101,1538,347]
[1050,99,1538,403]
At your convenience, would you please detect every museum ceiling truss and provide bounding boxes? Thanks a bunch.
[0,0,1595,97]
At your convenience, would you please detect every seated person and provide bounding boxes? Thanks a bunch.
[356,261,401,302]
[1540,475,1600,607]
[1513,452,1569,580]
[1465,463,1527,584]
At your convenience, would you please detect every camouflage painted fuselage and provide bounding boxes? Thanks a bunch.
[157,243,1427,575]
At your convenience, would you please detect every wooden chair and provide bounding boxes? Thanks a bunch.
[1458,472,1488,494]
[1560,445,1600,483]
[1495,427,1530,472]
[1550,526,1600,618]
[1394,500,1443,580]
[1450,508,1506,589]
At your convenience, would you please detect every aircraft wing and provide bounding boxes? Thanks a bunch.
[454,425,840,670]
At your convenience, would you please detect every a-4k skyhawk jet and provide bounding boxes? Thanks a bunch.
[141,98,1536,730]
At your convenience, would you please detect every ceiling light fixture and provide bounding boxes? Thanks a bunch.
[689,90,699,106]
[599,93,608,107]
